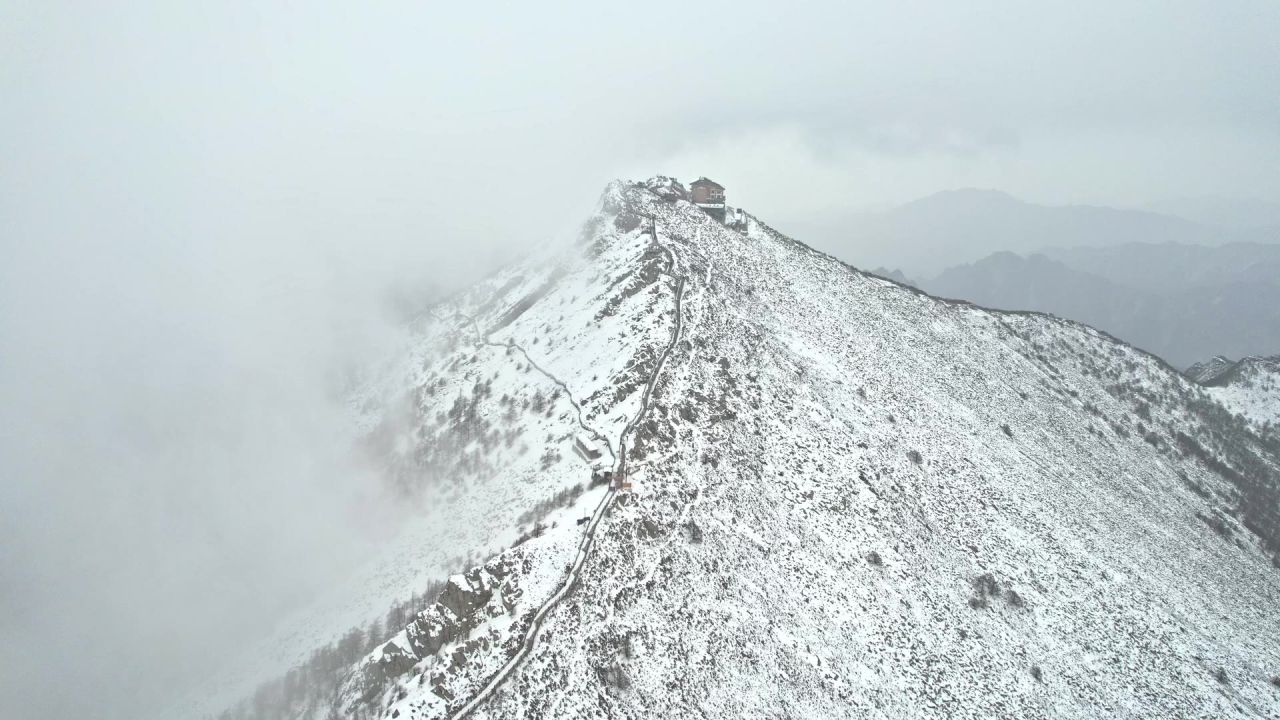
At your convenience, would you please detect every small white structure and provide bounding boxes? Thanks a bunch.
[574,434,603,466]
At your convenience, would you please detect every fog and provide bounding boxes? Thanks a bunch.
[2,2,1278,718]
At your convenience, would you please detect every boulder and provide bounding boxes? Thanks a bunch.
[439,573,493,619]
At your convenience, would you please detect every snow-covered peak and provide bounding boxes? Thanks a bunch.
[202,178,1280,720]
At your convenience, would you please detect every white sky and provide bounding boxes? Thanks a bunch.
[2,1,1278,717]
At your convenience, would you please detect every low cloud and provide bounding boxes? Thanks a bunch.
[2,1,1278,718]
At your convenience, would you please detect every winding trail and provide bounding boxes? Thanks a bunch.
[446,219,687,720]
[451,312,618,465]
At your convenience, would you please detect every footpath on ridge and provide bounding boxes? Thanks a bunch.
[448,218,688,719]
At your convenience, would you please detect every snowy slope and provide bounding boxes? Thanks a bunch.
[1189,356,1280,431]
[207,178,1280,720]
[190,182,685,720]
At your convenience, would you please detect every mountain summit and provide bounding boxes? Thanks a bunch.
[210,178,1280,720]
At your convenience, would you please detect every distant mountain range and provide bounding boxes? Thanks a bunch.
[1143,196,1280,231]
[921,244,1280,368]
[791,188,1278,278]
[1042,242,1280,294]
[809,187,1280,368]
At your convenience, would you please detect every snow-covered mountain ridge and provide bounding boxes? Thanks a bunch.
[1188,356,1239,384]
[1188,355,1280,431]
[212,177,1280,720]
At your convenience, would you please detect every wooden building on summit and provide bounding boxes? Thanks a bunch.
[690,177,726,222]
[690,177,725,204]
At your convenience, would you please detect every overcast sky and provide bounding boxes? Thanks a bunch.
[3,1,1279,718]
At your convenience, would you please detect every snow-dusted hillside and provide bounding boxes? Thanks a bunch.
[208,178,1280,720]
[190,180,687,720]
[1189,355,1280,431]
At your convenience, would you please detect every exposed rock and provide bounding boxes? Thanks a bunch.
[334,551,531,717]
[641,175,689,203]
[439,573,493,620]
[373,642,418,682]
[614,212,642,232]
[637,518,662,539]
[683,521,703,543]
[597,661,631,690]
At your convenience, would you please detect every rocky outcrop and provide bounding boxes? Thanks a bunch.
[336,551,530,714]
[438,574,494,620]
[1187,355,1280,429]
[1187,355,1239,384]
[641,175,689,203]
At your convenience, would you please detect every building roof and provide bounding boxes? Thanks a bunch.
[690,177,724,190]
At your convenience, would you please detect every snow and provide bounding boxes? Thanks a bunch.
[452,182,1280,719]
[1197,356,1280,430]
[178,185,684,720]
[191,179,1280,720]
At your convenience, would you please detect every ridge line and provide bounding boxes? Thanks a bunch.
[445,215,689,719]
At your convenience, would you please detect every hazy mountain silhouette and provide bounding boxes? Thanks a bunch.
[798,189,1268,278]
[925,246,1280,367]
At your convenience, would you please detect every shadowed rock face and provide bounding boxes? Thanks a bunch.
[1188,355,1237,384]
[439,574,494,620]
[1192,355,1280,388]
[334,552,535,713]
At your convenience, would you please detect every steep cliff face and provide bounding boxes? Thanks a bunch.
[209,179,1280,720]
